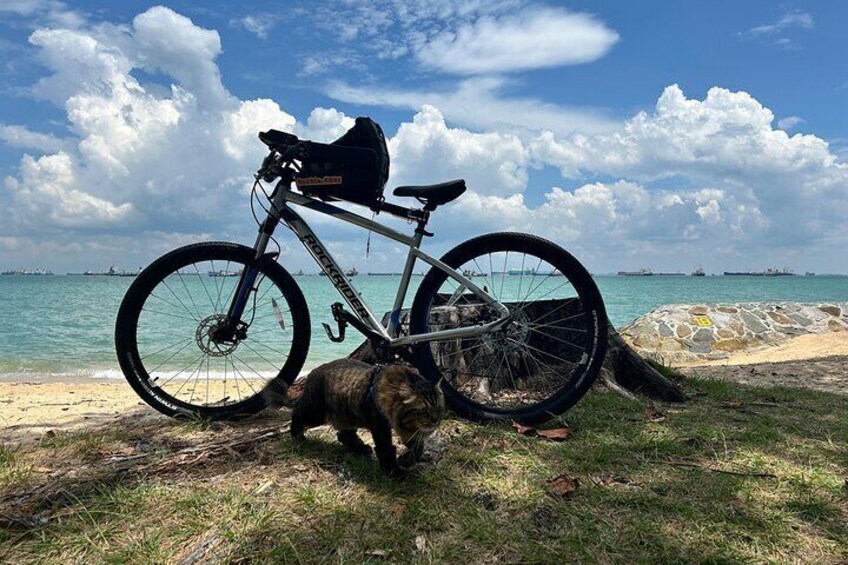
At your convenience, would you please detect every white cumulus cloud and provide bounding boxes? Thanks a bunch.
[0,124,67,152]
[1,6,845,274]
[413,7,619,74]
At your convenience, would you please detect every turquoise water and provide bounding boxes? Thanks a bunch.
[0,273,846,378]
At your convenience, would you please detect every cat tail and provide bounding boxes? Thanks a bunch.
[260,380,296,409]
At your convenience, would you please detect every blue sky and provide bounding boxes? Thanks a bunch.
[1,1,846,274]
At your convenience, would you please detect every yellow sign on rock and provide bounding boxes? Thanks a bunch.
[692,316,713,327]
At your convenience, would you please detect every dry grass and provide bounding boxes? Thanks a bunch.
[1,375,846,564]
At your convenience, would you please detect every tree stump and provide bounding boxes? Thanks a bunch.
[600,322,686,402]
[349,301,686,403]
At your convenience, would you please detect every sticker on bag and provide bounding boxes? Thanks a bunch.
[296,176,343,187]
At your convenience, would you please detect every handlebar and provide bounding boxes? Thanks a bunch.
[256,140,305,183]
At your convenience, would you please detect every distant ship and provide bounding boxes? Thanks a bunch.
[617,268,683,276]
[1,268,53,276]
[463,269,484,277]
[84,266,139,277]
[723,268,796,277]
[208,269,241,277]
[294,269,304,276]
[507,268,536,276]
[345,268,358,277]
[691,267,706,277]
[805,272,816,276]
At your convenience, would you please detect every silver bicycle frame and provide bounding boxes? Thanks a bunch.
[259,187,510,348]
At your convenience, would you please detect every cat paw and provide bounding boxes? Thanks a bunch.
[397,451,420,469]
[385,465,408,480]
[352,444,373,457]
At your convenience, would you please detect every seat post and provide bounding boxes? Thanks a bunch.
[414,212,433,237]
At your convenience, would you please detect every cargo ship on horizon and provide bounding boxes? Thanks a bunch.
[723,268,796,277]
[617,268,685,276]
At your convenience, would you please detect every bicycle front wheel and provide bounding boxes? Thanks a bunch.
[410,233,607,425]
[115,242,310,420]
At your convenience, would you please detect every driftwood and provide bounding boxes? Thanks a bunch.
[350,302,686,403]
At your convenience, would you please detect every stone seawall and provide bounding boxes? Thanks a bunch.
[619,302,848,363]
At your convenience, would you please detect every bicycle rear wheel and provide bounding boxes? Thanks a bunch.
[409,233,607,425]
[115,242,310,420]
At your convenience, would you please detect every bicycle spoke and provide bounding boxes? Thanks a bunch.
[229,353,265,394]
[140,336,194,361]
[149,291,198,321]
[160,280,201,323]
[500,251,508,300]
[525,303,584,328]
[229,355,243,402]
[239,341,283,370]
[155,351,206,387]
[527,327,586,351]
[176,270,204,320]
[172,354,208,398]
[193,263,218,311]
[247,337,291,358]
[516,253,527,300]
[140,308,197,323]
[507,337,579,368]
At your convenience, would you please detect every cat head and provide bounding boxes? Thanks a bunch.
[381,365,445,435]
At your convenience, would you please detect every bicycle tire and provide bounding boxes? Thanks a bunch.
[115,242,310,420]
[409,232,607,425]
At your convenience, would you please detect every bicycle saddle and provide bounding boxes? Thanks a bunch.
[393,180,466,209]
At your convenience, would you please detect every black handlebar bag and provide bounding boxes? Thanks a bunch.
[295,117,390,207]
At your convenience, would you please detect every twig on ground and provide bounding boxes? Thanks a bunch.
[0,424,291,517]
[664,459,777,479]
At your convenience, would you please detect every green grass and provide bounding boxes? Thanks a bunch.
[1,376,846,564]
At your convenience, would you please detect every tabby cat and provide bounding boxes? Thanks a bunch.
[263,359,445,475]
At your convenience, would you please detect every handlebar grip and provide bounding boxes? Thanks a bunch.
[259,129,299,149]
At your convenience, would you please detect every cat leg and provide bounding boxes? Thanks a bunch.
[290,404,327,442]
[336,429,373,457]
[398,433,425,468]
[370,422,402,476]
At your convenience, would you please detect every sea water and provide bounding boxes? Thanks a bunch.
[0,273,846,379]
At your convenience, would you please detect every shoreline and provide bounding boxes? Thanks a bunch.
[2,332,846,443]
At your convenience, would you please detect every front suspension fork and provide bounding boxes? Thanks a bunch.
[220,214,279,340]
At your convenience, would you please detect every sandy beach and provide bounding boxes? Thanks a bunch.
[1,332,846,442]
[0,377,152,440]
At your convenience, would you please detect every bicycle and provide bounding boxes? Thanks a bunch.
[115,118,607,425]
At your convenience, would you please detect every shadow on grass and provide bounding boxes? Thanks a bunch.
[0,375,846,563]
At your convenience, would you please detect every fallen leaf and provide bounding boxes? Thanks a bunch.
[537,427,573,441]
[547,474,579,499]
[513,422,574,441]
[512,421,535,435]
[366,549,391,558]
[414,534,427,553]
[253,480,274,495]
